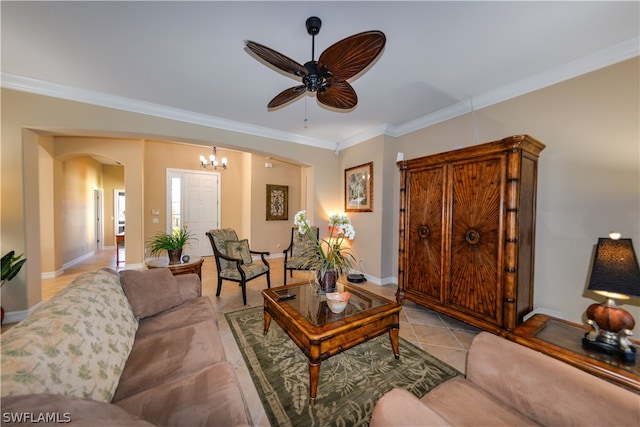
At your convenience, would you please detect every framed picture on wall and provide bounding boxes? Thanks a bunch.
[345,162,373,212]
[266,184,288,221]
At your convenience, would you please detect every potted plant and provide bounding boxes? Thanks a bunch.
[147,228,195,264]
[1,251,27,323]
[293,210,357,293]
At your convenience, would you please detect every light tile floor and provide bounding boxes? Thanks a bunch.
[31,250,481,426]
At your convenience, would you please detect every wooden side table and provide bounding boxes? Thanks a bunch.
[147,256,204,279]
[508,314,639,392]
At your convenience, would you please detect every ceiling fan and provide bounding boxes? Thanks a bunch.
[244,16,386,110]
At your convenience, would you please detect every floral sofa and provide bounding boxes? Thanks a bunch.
[370,332,639,426]
[1,268,251,426]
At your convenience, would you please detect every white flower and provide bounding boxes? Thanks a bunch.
[294,210,311,235]
[328,213,355,240]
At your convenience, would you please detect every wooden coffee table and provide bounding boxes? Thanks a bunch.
[262,282,402,404]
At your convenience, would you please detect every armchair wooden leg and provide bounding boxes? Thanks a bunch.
[216,277,223,297]
[266,271,271,289]
[283,269,287,286]
[241,282,247,305]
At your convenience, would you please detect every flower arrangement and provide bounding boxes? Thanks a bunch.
[293,210,357,279]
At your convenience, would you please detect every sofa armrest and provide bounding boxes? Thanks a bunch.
[467,332,640,427]
[369,388,451,427]
[175,273,201,300]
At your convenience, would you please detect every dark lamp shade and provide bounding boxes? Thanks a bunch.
[587,238,640,298]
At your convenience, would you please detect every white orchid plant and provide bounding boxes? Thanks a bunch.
[294,210,357,276]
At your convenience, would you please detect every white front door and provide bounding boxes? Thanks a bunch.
[183,171,220,256]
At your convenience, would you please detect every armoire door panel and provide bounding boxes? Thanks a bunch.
[448,156,505,322]
[406,167,444,301]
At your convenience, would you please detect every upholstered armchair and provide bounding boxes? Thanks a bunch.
[206,229,270,305]
[282,226,319,286]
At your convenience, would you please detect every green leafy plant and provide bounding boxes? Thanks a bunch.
[1,251,27,287]
[147,228,195,257]
[293,210,357,276]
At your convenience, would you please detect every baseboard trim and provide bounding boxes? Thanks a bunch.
[3,302,43,324]
[41,269,65,279]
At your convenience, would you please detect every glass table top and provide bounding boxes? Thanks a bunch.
[534,319,639,375]
[272,282,390,327]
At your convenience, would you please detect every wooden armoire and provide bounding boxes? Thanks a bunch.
[397,135,545,334]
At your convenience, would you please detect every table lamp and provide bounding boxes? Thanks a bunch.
[582,233,640,362]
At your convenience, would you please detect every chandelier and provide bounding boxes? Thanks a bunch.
[199,146,228,170]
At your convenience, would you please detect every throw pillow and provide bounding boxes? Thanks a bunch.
[225,239,253,264]
[120,268,183,319]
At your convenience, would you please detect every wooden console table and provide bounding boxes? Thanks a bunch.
[147,256,204,279]
[508,314,639,392]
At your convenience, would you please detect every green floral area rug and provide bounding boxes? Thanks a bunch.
[225,306,461,427]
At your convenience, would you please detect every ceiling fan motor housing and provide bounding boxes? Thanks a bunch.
[303,61,331,92]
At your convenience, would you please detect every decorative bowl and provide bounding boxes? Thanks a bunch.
[325,291,351,314]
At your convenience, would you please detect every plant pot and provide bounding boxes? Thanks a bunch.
[317,270,338,294]
[167,249,183,264]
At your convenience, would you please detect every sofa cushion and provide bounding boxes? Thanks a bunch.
[120,268,182,319]
[134,297,217,340]
[420,377,538,426]
[220,263,268,281]
[0,270,138,402]
[175,273,201,301]
[225,239,253,264]
[1,394,154,426]
[113,320,226,401]
[114,362,252,427]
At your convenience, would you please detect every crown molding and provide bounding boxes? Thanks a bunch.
[0,73,335,151]
[392,37,640,138]
[3,36,638,151]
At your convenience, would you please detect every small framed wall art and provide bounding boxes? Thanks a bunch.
[345,162,373,212]
[266,184,288,221]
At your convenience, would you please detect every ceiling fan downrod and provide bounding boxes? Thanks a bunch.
[304,16,324,92]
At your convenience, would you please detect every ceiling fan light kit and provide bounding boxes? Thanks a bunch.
[245,16,385,111]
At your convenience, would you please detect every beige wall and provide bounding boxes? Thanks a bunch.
[38,138,56,273]
[339,135,387,280]
[58,156,102,263]
[2,57,638,338]
[249,155,304,254]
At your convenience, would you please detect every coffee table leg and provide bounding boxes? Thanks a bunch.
[309,361,321,406]
[389,328,400,359]
[263,310,272,336]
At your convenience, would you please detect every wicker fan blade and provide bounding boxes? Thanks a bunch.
[268,85,307,109]
[318,31,386,81]
[317,81,357,110]
[245,40,308,78]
